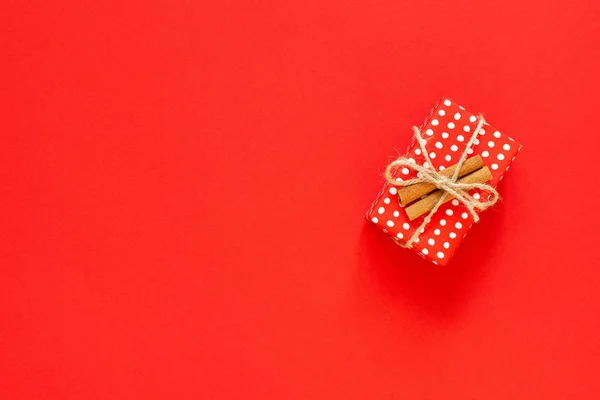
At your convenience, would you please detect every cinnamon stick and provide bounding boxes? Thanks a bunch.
[398,156,484,206]
[404,166,493,221]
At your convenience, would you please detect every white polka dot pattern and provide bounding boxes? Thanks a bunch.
[366,97,522,266]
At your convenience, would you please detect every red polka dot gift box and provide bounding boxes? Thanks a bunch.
[366,98,522,266]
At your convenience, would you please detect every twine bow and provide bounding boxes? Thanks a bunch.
[384,115,499,248]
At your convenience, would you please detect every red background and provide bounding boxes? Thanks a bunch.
[2,0,600,398]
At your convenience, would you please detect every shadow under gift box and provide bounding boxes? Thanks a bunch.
[366,97,522,266]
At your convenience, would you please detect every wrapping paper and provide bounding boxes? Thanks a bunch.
[366,98,522,265]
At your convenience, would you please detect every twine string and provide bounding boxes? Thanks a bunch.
[384,115,499,248]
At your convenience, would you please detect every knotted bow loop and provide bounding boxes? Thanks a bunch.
[384,115,500,248]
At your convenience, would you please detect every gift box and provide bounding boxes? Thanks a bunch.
[366,98,522,265]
